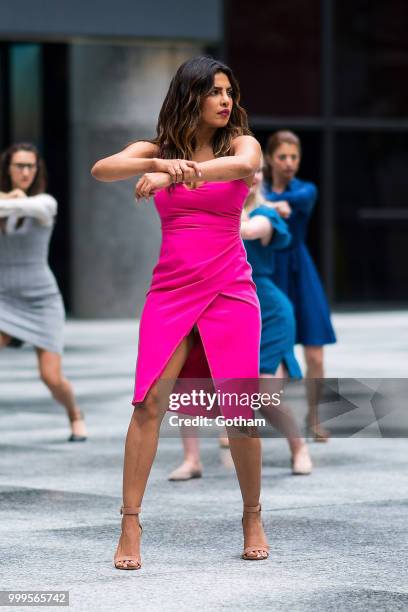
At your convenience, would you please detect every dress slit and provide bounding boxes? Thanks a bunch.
[132,291,223,405]
[132,291,260,420]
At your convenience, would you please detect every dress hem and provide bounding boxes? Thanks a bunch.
[260,354,302,380]
[0,321,63,354]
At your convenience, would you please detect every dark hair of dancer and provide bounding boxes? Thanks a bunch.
[263,130,301,186]
[150,56,251,160]
[0,143,47,195]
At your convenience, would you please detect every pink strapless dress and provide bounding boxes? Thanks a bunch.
[132,179,261,418]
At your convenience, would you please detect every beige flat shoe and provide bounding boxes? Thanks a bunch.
[168,463,202,481]
[114,506,142,570]
[291,445,313,475]
[241,504,269,561]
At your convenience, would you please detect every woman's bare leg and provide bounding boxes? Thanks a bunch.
[227,429,262,506]
[218,430,230,448]
[35,348,87,438]
[168,424,202,480]
[0,332,11,348]
[180,426,202,465]
[260,365,310,457]
[226,427,268,559]
[115,332,195,568]
[304,346,330,441]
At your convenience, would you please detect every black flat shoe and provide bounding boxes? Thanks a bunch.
[68,409,88,442]
[68,433,87,442]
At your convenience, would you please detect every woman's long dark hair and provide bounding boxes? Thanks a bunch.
[151,56,251,160]
[0,143,47,195]
[263,130,301,187]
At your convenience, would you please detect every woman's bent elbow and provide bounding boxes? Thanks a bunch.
[241,228,256,241]
[91,162,109,181]
[91,162,101,179]
[241,160,258,176]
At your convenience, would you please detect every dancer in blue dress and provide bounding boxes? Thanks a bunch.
[168,167,312,479]
[262,131,336,441]
[243,203,300,378]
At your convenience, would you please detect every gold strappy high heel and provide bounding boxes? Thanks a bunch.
[241,504,269,561]
[114,506,142,570]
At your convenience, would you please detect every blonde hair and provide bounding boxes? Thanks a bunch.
[244,179,267,211]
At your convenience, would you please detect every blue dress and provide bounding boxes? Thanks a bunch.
[244,206,302,378]
[263,178,336,346]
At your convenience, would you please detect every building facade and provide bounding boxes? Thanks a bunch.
[226,0,408,307]
[0,0,407,315]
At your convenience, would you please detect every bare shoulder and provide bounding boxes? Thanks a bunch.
[231,134,261,154]
[231,135,261,187]
[120,140,159,158]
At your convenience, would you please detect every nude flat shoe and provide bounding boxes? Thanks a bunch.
[291,445,313,475]
[114,506,142,570]
[168,463,202,481]
[241,504,269,561]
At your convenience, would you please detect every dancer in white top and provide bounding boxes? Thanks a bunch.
[0,142,87,442]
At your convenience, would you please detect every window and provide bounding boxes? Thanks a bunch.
[335,133,408,301]
[226,0,321,116]
[335,1,408,117]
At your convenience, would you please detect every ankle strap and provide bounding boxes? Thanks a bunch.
[243,504,261,513]
[120,506,141,515]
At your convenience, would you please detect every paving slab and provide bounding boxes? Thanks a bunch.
[1,312,407,611]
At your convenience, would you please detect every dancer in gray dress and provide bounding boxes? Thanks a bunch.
[0,143,87,442]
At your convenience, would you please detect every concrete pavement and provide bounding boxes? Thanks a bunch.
[0,312,407,611]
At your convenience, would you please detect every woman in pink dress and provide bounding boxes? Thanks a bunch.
[92,56,269,569]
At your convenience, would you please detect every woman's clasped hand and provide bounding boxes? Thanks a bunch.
[135,158,202,200]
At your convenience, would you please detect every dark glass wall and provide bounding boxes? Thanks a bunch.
[42,44,70,309]
[335,0,408,118]
[226,0,321,117]
[225,0,408,306]
[335,132,408,302]
[0,44,10,150]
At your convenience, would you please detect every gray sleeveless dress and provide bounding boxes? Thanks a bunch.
[0,214,65,354]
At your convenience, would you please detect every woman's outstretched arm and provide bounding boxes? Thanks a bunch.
[264,182,317,215]
[240,215,273,245]
[197,135,261,182]
[91,141,202,183]
[0,193,57,226]
[91,141,159,182]
[134,135,262,198]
